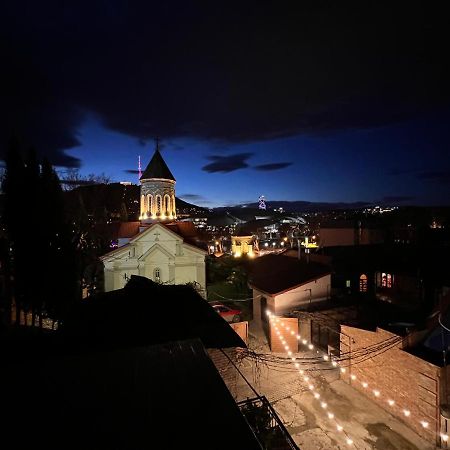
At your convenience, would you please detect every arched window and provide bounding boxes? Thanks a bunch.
[171,195,176,215]
[164,195,170,215]
[140,195,146,214]
[156,195,162,214]
[359,274,368,292]
[147,194,153,215]
[154,268,161,283]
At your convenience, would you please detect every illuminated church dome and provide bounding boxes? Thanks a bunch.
[139,140,176,223]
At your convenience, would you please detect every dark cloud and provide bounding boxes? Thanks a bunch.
[253,162,292,171]
[178,193,206,201]
[125,169,140,175]
[381,196,415,203]
[166,141,186,151]
[389,168,418,176]
[1,2,449,167]
[178,193,212,205]
[202,153,252,173]
[390,168,450,184]
[416,171,450,183]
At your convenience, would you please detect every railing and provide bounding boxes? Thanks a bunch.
[238,395,300,450]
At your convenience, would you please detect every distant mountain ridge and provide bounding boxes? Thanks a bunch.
[228,200,372,212]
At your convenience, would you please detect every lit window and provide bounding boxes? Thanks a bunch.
[359,274,368,292]
[346,280,351,288]
[381,272,393,288]
[386,273,392,288]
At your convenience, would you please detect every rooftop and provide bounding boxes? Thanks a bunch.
[140,147,175,181]
[248,254,331,295]
[1,339,261,450]
[61,275,245,350]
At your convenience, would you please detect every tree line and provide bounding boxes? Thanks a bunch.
[0,143,83,328]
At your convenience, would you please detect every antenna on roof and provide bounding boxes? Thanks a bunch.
[138,155,142,180]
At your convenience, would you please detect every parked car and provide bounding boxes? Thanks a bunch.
[209,301,242,323]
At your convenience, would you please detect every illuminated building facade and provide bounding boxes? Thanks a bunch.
[231,234,254,257]
[139,141,177,222]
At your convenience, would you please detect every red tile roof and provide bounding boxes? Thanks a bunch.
[117,221,141,238]
[248,254,331,295]
[166,222,206,250]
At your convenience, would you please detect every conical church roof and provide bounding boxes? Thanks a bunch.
[140,145,175,181]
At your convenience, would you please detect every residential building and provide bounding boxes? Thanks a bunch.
[249,254,331,332]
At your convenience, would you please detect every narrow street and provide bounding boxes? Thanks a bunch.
[234,324,435,450]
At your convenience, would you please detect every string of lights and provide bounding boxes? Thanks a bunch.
[268,313,356,446]
[265,312,445,444]
[243,335,403,369]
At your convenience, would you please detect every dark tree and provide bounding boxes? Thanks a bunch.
[40,158,80,324]
[1,143,80,327]
[2,142,27,324]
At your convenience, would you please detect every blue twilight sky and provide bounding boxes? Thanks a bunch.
[1,2,450,207]
[66,111,450,208]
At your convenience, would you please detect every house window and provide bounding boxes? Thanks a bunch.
[381,272,393,288]
[154,268,161,283]
[359,274,368,292]
[346,280,351,288]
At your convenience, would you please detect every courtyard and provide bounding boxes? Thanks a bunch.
[234,322,435,450]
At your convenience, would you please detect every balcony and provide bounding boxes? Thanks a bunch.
[238,395,300,450]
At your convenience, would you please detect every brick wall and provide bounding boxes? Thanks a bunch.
[269,317,299,353]
[340,325,440,444]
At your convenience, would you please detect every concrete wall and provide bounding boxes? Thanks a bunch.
[340,325,440,444]
[252,276,330,333]
[273,275,331,315]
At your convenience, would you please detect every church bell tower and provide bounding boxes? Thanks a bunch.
[139,139,176,223]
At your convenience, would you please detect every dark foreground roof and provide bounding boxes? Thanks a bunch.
[140,148,175,181]
[1,339,261,450]
[249,254,331,295]
[61,275,245,350]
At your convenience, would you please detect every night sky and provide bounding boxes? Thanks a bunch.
[1,1,449,207]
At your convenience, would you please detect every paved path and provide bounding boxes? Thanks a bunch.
[235,323,436,450]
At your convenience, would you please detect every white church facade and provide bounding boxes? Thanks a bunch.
[101,142,207,295]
